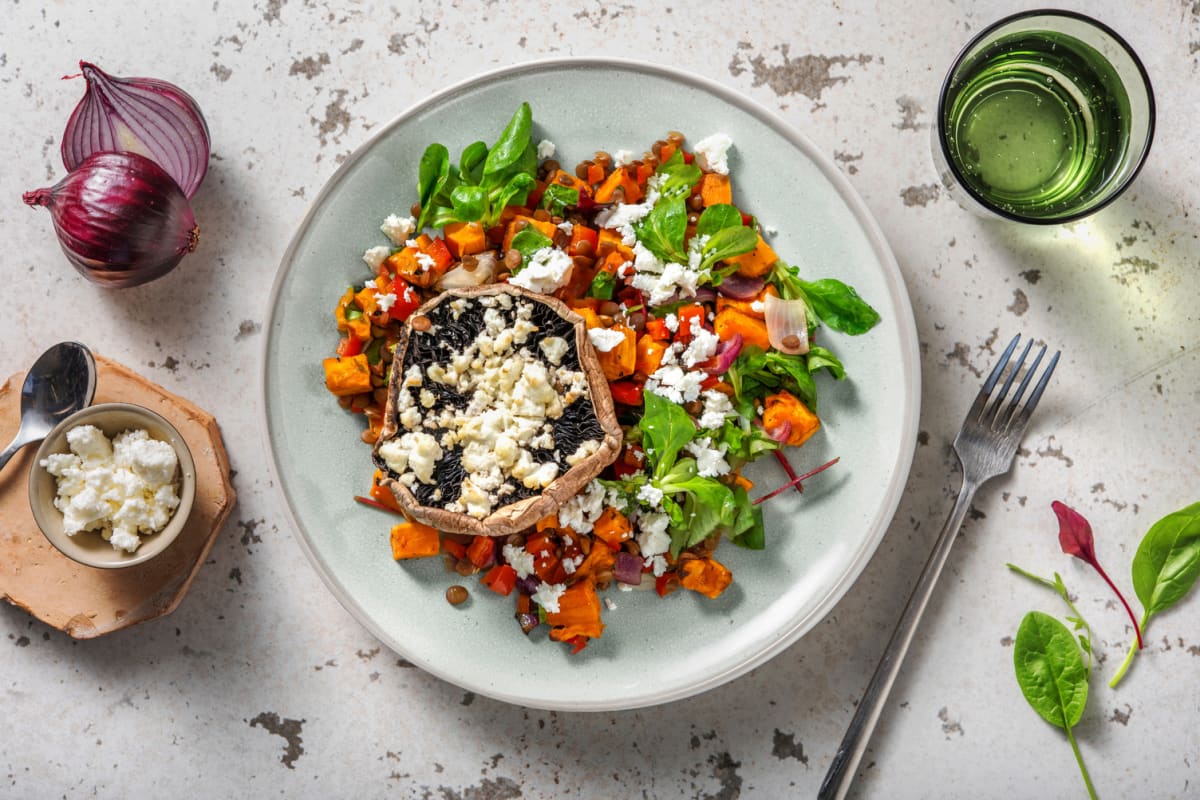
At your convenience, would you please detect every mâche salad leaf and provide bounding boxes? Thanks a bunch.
[414,104,539,231]
[769,261,881,336]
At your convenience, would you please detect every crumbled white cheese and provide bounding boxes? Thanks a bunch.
[502,544,535,579]
[40,425,180,553]
[537,139,556,159]
[558,480,607,533]
[698,389,735,429]
[663,313,679,332]
[637,512,671,559]
[376,291,398,313]
[380,214,416,245]
[750,299,765,314]
[637,483,664,508]
[587,327,627,353]
[508,247,574,295]
[693,133,734,175]
[613,148,635,166]
[645,367,703,404]
[404,238,421,248]
[538,336,569,365]
[557,220,574,235]
[594,201,654,246]
[649,555,669,577]
[685,437,731,478]
[683,327,720,367]
[363,245,391,271]
[632,260,701,306]
[378,431,443,484]
[566,439,600,467]
[533,582,567,613]
[416,252,436,270]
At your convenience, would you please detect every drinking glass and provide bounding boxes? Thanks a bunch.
[933,10,1155,224]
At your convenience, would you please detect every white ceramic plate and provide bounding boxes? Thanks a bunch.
[263,59,919,711]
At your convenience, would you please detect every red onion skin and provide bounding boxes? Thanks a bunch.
[24,151,199,288]
[711,333,743,374]
[717,273,765,300]
[62,61,210,199]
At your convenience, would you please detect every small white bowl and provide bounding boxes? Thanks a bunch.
[28,402,196,569]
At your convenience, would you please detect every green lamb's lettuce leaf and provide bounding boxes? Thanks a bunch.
[639,390,697,478]
[416,143,452,231]
[588,269,616,300]
[636,195,689,264]
[483,102,532,176]
[806,345,846,381]
[727,346,818,416]
[458,141,488,186]
[729,484,765,550]
[699,225,757,273]
[508,227,555,270]
[540,183,580,216]
[695,204,743,236]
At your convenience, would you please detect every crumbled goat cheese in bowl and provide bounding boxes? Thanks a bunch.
[29,403,197,569]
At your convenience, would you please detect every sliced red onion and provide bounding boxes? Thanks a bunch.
[24,151,199,288]
[692,287,718,303]
[62,61,210,199]
[717,273,764,299]
[517,574,541,595]
[614,551,644,585]
[712,333,743,374]
[516,612,539,634]
[764,293,809,354]
[767,420,792,444]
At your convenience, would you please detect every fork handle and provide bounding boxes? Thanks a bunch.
[818,476,979,800]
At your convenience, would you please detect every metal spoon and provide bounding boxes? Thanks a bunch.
[0,342,97,473]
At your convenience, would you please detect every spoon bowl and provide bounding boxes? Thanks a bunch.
[0,342,97,473]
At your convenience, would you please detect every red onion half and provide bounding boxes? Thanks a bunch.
[24,151,199,288]
[62,61,210,199]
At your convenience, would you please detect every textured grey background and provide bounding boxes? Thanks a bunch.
[1,1,1197,797]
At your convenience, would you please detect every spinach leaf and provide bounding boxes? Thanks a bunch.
[696,204,742,237]
[728,347,818,413]
[416,143,451,231]
[1111,502,1200,688]
[806,345,846,380]
[459,141,488,185]
[1007,565,1093,676]
[796,277,881,335]
[540,183,579,216]
[636,195,689,263]
[1131,501,1200,618]
[1013,611,1098,799]
[508,227,554,269]
[483,102,532,176]
[639,390,697,478]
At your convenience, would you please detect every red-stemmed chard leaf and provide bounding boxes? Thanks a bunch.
[1052,501,1143,650]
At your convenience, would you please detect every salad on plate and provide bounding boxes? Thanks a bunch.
[321,102,880,653]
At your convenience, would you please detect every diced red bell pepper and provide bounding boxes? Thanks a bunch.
[526,180,546,210]
[699,374,721,391]
[466,536,497,570]
[681,151,695,165]
[442,538,468,561]
[740,211,754,227]
[609,380,644,406]
[655,573,679,597]
[388,276,422,322]
[482,564,518,596]
[525,532,557,557]
[336,336,363,357]
[423,237,454,272]
[567,635,589,655]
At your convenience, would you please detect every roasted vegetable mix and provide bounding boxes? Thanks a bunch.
[325,103,880,652]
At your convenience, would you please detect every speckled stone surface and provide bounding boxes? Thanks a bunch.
[1,1,1197,797]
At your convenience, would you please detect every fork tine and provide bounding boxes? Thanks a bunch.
[969,334,1019,420]
[998,344,1045,429]
[986,338,1032,427]
[1011,349,1060,429]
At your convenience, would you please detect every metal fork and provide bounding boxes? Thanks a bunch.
[818,334,1060,800]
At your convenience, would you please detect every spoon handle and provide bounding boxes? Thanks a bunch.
[0,434,27,473]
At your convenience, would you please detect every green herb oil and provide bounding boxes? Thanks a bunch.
[943,31,1131,219]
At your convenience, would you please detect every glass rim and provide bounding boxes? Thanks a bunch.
[935,8,1157,225]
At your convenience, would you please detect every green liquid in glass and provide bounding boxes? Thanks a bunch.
[943,30,1132,219]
